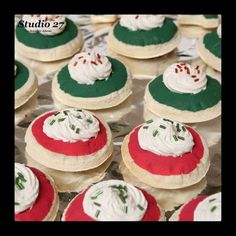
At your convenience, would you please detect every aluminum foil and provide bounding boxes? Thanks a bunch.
[15,15,221,221]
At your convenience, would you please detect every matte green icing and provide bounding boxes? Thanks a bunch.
[15,60,29,91]
[113,19,177,46]
[57,57,128,98]
[203,30,221,58]
[148,75,221,112]
[15,18,78,49]
[203,15,218,19]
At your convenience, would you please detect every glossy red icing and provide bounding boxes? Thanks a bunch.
[31,112,107,156]
[15,167,55,221]
[128,126,204,175]
[64,187,161,221]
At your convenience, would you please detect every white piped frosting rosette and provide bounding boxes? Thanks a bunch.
[25,109,113,172]
[169,192,221,221]
[15,163,59,221]
[62,180,164,221]
[144,62,221,123]
[121,118,210,189]
[52,50,132,110]
[108,14,181,58]
[15,14,84,62]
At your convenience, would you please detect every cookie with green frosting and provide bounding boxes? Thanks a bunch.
[144,62,221,123]
[107,15,181,59]
[52,51,132,110]
[15,15,83,62]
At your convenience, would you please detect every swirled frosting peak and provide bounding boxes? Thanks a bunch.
[22,14,66,36]
[68,51,112,85]
[194,192,221,221]
[217,24,221,38]
[43,109,100,142]
[83,180,148,221]
[163,62,207,94]
[15,163,39,214]
[138,118,194,157]
[120,15,165,31]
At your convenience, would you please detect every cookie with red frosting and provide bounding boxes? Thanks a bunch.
[15,163,59,221]
[62,179,164,221]
[25,109,113,172]
[121,118,210,189]
[169,192,221,221]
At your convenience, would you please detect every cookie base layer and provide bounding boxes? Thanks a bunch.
[107,28,181,59]
[197,37,221,72]
[15,28,83,62]
[121,131,210,189]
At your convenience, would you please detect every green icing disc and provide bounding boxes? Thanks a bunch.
[148,75,221,112]
[16,18,78,49]
[15,60,29,91]
[57,57,128,98]
[113,18,177,46]
[203,30,221,58]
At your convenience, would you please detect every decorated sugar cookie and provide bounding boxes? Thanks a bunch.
[169,192,221,221]
[144,62,221,123]
[177,15,220,29]
[15,60,37,109]
[197,24,221,72]
[52,50,132,110]
[25,109,113,172]
[15,15,83,62]
[15,163,59,221]
[107,15,181,59]
[62,180,164,221]
[121,118,209,189]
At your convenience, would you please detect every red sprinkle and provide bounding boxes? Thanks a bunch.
[191,75,197,78]
[175,68,178,73]
[97,53,101,59]
[79,56,84,59]
[135,15,139,19]
[98,59,103,64]
[194,79,199,82]
[88,53,91,55]
[24,114,28,119]
[195,65,199,70]
[177,65,182,69]
[83,59,86,64]
[197,69,200,74]
[180,63,186,65]
[180,69,183,72]
[73,61,78,67]
[91,61,97,65]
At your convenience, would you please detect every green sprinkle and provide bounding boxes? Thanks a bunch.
[91,191,103,200]
[77,109,82,112]
[163,118,173,124]
[71,124,75,130]
[146,119,153,124]
[58,118,65,122]
[182,126,186,132]
[137,204,144,211]
[76,128,80,134]
[94,202,101,207]
[15,172,27,190]
[77,115,82,119]
[173,135,178,141]
[15,202,20,205]
[124,206,128,214]
[87,119,93,124]
[143,126,148,129]
[159,125,166,129]
[63,110,69,116]
[178,136,185,141]
[119,193,128,204]
[17,172,26,182]
[95,210,100,218]
[211,206,217,212]
[209,198,216,203]
[176,123,181,132]
[50,120,55,125]
[54,112,60,116]
[153,130,158,137]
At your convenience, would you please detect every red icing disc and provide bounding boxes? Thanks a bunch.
[64,187,161,221]
[128,126,204,175]
[31,112,107,156]
[15,167,56,221]
[179,195,208,221]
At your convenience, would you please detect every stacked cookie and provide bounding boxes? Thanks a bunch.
[24,109,114,193]
[51,50,132,122]
[15,60,38,125]
[15,15,84,77]
[107,15,180,79]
